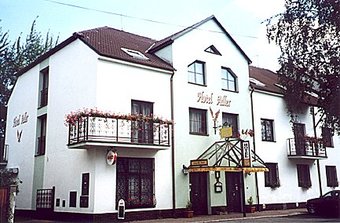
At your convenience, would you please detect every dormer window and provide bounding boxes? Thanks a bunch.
[204,45,221,56]
[121,48,149,60]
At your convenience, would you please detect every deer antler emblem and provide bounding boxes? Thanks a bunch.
[17,130,23,142]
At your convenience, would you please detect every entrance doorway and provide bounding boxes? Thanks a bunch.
[189,172,208,215]
[226,172,242,212]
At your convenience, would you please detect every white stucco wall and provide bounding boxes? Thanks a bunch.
[6,65,40,209]
[253,90,340,207]
[168,19,253,209]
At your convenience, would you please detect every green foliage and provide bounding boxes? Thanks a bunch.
[266,0,340,133]
[0,19,58,138]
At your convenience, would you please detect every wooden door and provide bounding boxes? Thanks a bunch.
[189,172,208,215]
[226,172,242,212]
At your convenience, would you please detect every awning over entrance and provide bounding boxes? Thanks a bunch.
[188,139,268,173]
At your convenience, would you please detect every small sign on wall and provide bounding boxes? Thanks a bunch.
[242,141,251,167]
[106,149,117,165]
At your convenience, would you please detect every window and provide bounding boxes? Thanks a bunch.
[116,158,154,209]
[297,164,311,188]
[36,115,47,156]
[222,113,239,138]
[189,108,207,135]
[322,127,333,147]
[204,45,221,55]
[264,163,280,188]
[121,48,149,60]
[261,119,275,141]
[326,166,338,187]
[131,100,153,144]
[221,67,237,92]
[80,173,89,208]
[69,191,77,207]
[39,67,49,108]
[188,61,205,85]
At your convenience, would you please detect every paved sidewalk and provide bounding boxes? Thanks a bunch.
[132,208,307,223]
[15,208,307,223]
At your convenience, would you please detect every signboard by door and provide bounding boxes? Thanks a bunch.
[117,199,125,220]
[241,141,251,167]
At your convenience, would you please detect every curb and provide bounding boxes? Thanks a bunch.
[193,211,306,223]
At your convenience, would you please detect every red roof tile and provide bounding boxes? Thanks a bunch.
[249,66,283,94]
[249,66,318,106]
[76,27,174,71]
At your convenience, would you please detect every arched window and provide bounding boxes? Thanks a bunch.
[221,67,237,92]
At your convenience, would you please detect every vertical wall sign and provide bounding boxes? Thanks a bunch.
[12,112,29,143]
[242,141,251,167]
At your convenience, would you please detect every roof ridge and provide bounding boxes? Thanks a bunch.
[77,26,157,43]
[148,15,215,53]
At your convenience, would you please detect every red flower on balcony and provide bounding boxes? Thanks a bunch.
[64,108,173,126]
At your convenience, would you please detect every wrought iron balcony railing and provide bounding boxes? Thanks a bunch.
[68,116,171,148]
[287,138,327,159]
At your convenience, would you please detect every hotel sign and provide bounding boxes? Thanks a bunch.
[242,141,251,167]
[13,112,29,128]
[190,159,208,167]
[197,91,231,107]
[12,112,29,143]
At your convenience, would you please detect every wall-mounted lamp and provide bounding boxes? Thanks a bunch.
[182,165,189,175]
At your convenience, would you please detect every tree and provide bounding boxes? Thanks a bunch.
[266,0,340,134]
[0,19,58,138]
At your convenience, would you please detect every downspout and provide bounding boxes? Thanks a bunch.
[170,72,176,215]
[250,86,260,211]
[311,107,323,196]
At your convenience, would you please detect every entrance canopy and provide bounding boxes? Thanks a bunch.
[188,139,268,173]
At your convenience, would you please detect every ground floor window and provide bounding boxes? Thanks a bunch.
[297,164,311,188]
[264,162,280,188]
[326,165,338,187]
[116,157,154,209]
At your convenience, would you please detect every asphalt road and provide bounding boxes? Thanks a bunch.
[224,214,340,223]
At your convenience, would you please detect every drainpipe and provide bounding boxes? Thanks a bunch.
[250,86,260,211]
[311,107,322,196]
[170,72,176,215]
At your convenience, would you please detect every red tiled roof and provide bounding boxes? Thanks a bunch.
[249,66,318,106]
[249,66,283,94]
[76,27,174,71]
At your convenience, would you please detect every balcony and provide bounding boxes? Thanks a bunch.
[287,138,327,160]
[68,116,171,150]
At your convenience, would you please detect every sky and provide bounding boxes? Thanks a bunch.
[0,0,285,71]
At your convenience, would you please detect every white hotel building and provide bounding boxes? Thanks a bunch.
[2,16,339,221]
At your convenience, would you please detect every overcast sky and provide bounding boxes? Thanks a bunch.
[1,0,285,71]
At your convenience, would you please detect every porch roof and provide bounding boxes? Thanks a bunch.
[188,139,269,173]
